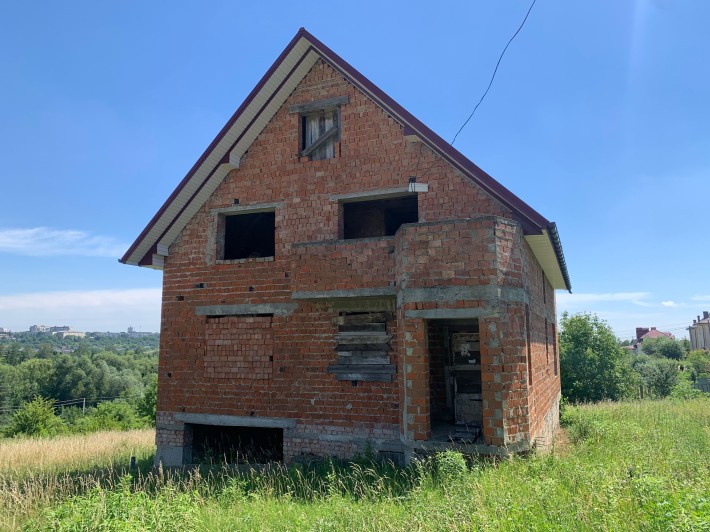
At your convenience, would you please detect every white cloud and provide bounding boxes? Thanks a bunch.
[557,291,651,306]
[691,295,710,302]
[0,288,161,332]
[661,300,679,308]
[0,227,127,257]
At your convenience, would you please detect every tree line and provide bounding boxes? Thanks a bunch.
[0,338,158,437]
[560,312,710,403]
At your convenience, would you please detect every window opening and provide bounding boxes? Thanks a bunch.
[301,108,338,160]
[343,196,418,239]
[222,212,275,260]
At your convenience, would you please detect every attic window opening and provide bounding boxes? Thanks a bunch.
[343,196,418,239]
[301,108,339,160]
[289,96,348,161]
[222,212,275,260]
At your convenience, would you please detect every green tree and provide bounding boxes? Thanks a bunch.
[686,350,710,381]
[136,375,157,425]
[559,312,636,402]
[4,396,66,437]
[640,336,684,360]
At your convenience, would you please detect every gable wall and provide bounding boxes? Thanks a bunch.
[156,58,556,461]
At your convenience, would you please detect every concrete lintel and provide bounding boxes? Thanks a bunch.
[292,287,396,300]
[175,412,296,429]
[211,201,281,216]
[330,187,413,203]
[195,303,297,317]
[399,286,528,305]
[404,308,497,320]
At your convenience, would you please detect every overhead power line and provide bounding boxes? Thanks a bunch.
[451,0,538,146]
[416,0,538,181]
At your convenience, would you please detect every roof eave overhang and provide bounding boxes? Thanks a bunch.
[120,28,571,292]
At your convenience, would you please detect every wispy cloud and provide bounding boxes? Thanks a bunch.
[661,300,681,308]
[0,228,127,257]
[691,295,710,302]
[557,291,651,306]
[0,288,161,332]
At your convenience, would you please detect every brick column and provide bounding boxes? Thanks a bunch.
[399,315,430,441]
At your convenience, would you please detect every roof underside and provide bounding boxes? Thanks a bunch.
[121,28,571,292]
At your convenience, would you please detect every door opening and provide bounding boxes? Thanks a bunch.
[428,320,482,442]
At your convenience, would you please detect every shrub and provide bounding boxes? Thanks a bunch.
[4,397,66,437]
[79,401,146,432]
[670,379,705,400]
[433,450,467,484]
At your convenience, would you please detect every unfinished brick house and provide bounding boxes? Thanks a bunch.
[121,28,571,466]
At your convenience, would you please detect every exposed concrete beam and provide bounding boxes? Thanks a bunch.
[175,412,296,429]
[399,286,528,305]
[195,303,297,317]
[292,287,396,300]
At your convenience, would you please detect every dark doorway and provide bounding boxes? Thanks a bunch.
[191,424,283,464]
[428,320,482,441]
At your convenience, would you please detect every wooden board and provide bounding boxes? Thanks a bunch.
[334,373,392,382]
[337,351,390,365]
[327,364,395,374]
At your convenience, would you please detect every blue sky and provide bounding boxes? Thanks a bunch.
[0,0,708,338]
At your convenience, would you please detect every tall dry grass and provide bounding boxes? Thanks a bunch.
[0,429,154,530]
[0,429,154,476]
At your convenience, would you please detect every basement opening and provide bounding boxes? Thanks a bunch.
[343,195,418,239]
[190,424,283,464]
[222,212,275,260]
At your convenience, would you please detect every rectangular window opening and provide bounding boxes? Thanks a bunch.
[343,196,418,239]
[222,212,275,260]
[190,424,283,464]
[301,108,339,161]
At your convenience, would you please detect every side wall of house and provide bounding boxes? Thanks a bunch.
[155,58,555,464]
[520,236,560,448]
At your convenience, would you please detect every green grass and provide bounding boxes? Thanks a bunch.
[6,398,710,531]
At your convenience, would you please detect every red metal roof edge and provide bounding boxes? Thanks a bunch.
[119,29,309,264]
[299,28,549,232]
[122,28,569,289]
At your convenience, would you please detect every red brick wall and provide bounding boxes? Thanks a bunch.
[204,316,273,380]
[157,58,558,459]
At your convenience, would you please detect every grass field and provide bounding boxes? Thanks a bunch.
[2,399,709,531]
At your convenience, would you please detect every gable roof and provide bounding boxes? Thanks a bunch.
[120,28,571,292]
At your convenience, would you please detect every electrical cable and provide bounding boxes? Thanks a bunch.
[414,0,538,182]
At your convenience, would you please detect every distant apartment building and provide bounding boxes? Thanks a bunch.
[55,331,86,339]
[688,312,710,351]
[28,325,84,338]
[0,327,8,334]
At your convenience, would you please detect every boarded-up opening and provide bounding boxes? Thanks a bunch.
[191,424,283,464]
[223,212,275,260]
[329,311,395,382]
[343,196,417,239]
